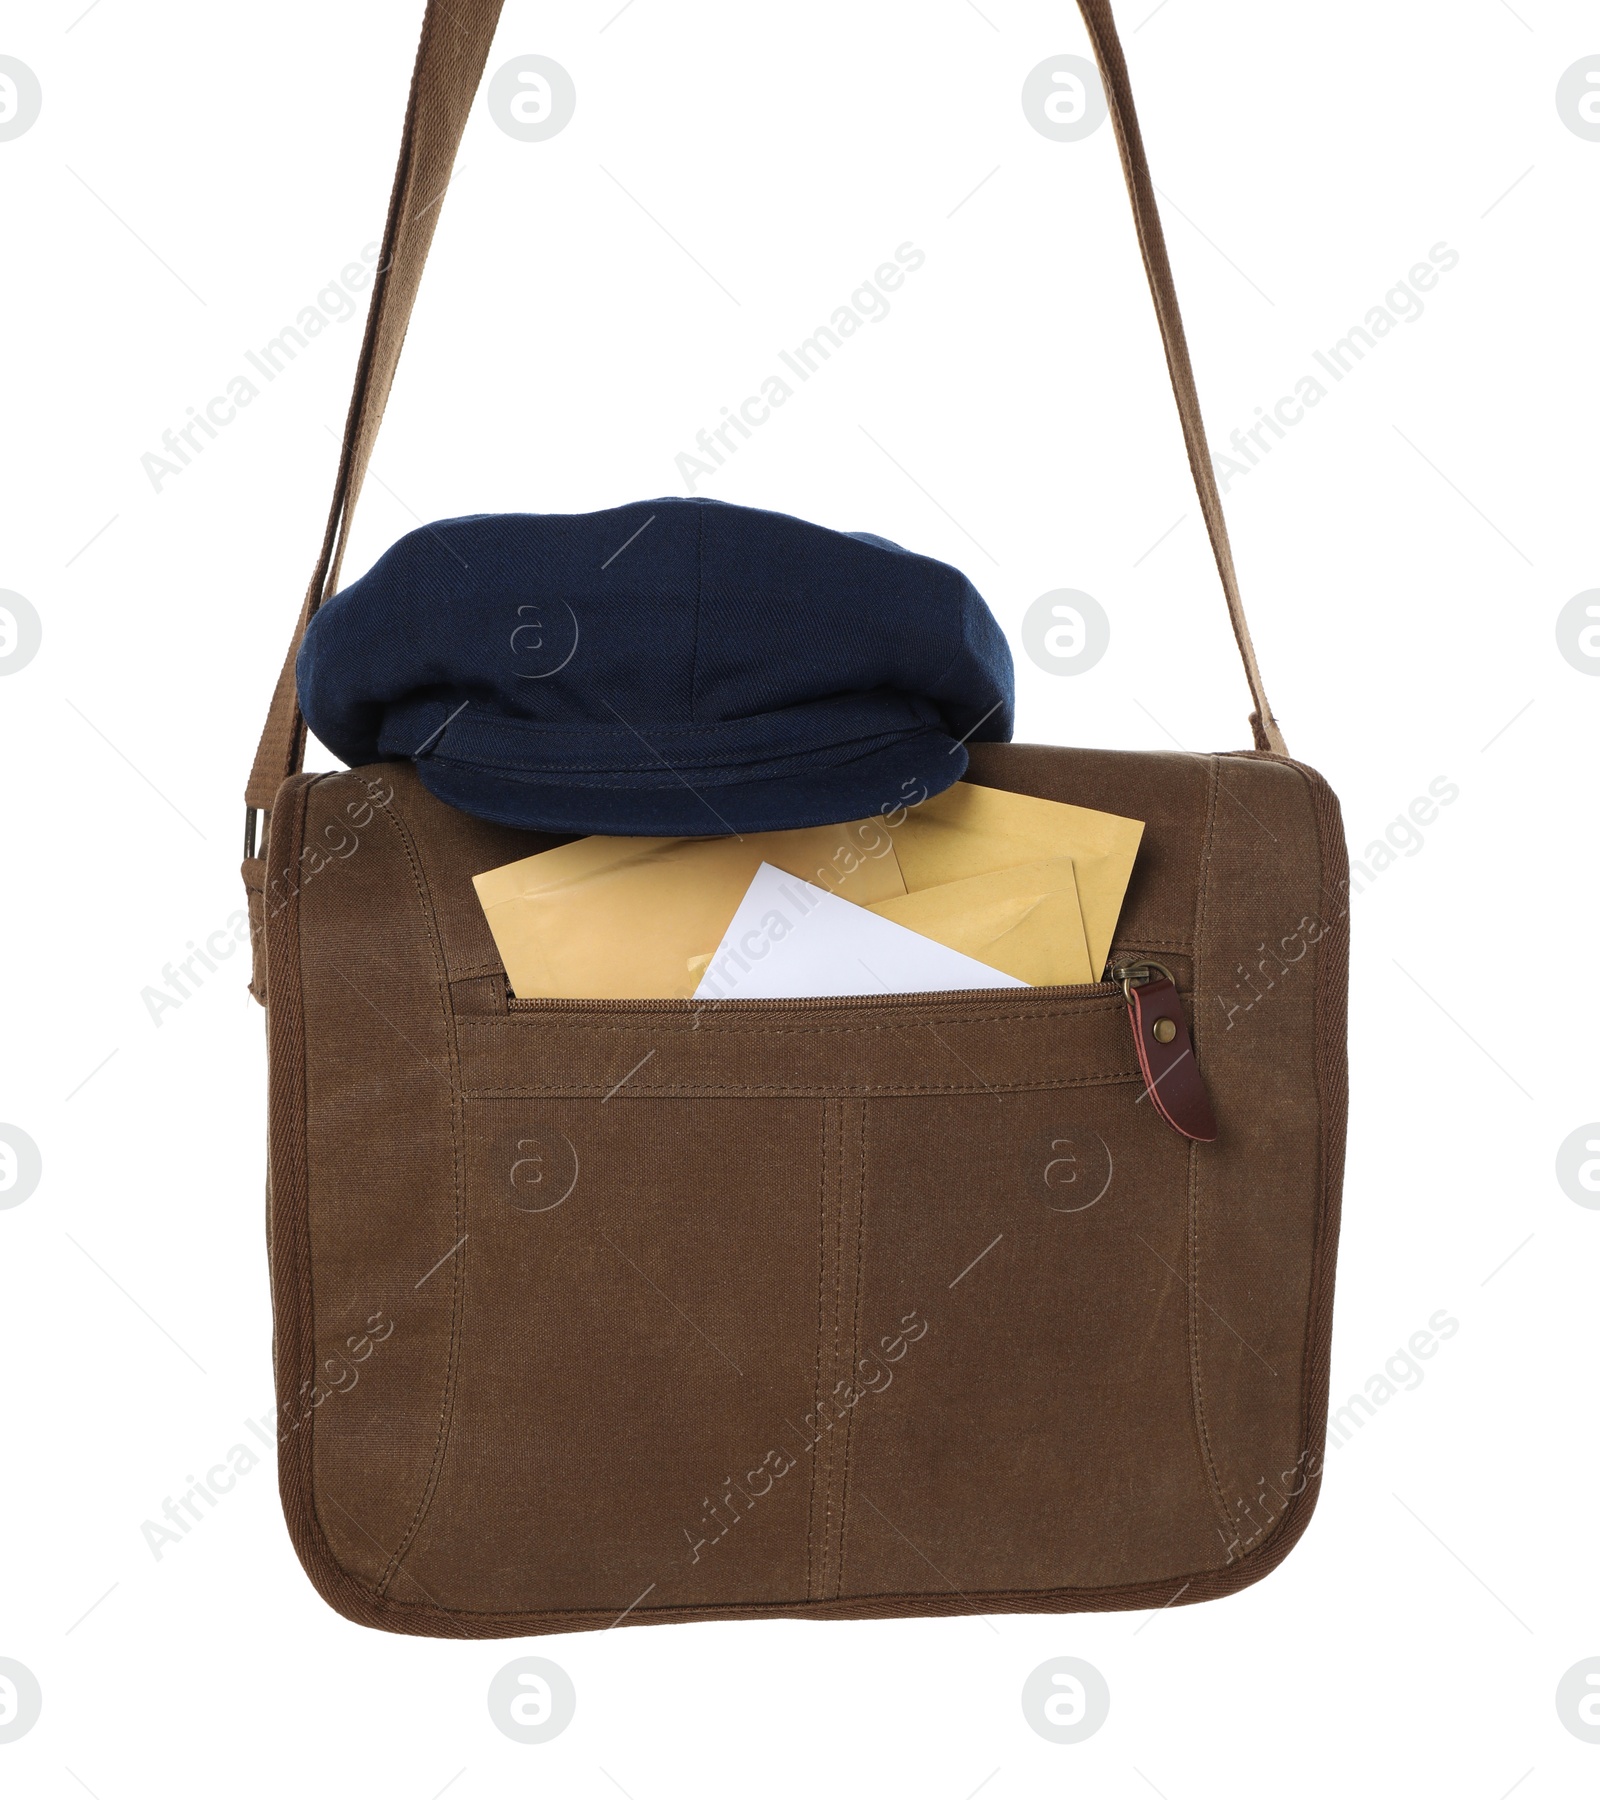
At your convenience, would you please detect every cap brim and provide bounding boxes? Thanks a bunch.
[412,726,968,837]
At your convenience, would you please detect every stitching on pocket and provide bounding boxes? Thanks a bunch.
[805,1099,834,1601]
[463,1071,1144,1101]
[450,959,510,981]
[821,1104,847,1594]
[808,1096,868,1600]
[833,1099,869,1596]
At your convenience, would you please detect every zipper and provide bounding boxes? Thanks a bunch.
[507,953,1217,1143]
[1109,957,1175,998]
[507,974,1124,1014]
[1111,958,1218,1144]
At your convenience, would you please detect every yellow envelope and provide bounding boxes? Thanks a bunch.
[474,821,907,999]
[867,855,1095,987]
[891,782,1144,980]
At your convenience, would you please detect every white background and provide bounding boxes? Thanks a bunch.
[1,0,1596,1793]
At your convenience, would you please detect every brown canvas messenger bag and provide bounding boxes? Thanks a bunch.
[240,0,1348,1636]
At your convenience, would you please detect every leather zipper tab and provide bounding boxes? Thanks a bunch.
[1114,960,1218,1144]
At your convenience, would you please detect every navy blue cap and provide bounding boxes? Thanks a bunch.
[296,497,1014,836]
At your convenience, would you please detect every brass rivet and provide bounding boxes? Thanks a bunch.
[1152,1017,1177,1044]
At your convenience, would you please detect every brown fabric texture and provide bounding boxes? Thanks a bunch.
[260,749,1347,1635]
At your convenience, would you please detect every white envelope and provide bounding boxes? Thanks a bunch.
[693,863,1026,1001]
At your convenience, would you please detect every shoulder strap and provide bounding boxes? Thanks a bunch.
[1075,0,1284,758]
[245,0,1286,840]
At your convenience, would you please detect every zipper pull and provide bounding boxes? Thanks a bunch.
[1112,960,1218,1144]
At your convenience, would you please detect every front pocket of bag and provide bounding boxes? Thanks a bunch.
[392,985,1217,1614]
[831,1083,1226,1599]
